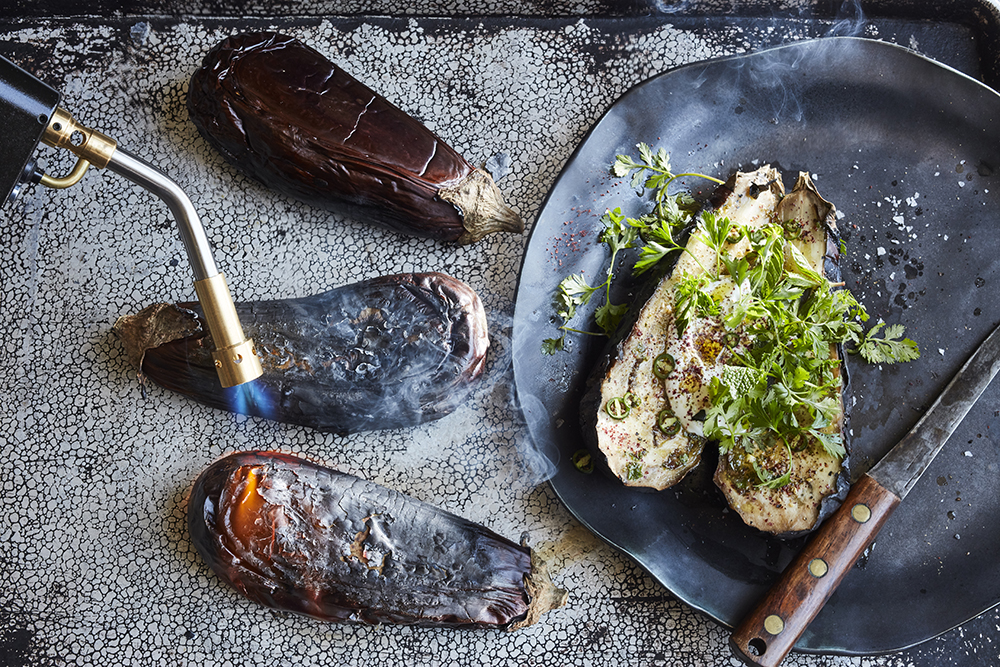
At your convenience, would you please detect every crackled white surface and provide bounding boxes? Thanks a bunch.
[0,14,994,667]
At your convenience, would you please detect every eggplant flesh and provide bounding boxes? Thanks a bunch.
[713,172,848,535]
[583,167,848,535]
[188,451,567,628]
[113,272,489,435]
[187,32,522,244]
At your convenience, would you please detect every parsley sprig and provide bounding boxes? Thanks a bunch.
[542,209,637,355]
[542,144,722,353]
[544,143,920,490]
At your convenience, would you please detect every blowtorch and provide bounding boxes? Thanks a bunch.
[0,52,262,388]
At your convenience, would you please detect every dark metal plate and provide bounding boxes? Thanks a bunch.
[512,37,1000,655]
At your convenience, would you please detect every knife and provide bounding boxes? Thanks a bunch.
[730,319,1000,667]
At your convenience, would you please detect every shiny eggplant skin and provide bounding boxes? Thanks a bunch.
[113,273,489,434]
[188,451,566,628]
[187,32,523,244]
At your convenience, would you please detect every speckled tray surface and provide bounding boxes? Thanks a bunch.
[2,4,1000,667]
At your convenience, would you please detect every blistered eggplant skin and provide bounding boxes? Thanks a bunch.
[113,273,489,434]
[187,32,522,244]
[188,451,565,628]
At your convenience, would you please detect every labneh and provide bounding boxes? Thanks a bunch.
[583,166,848,535]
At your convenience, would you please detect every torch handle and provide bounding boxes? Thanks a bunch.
[729,474,901,667]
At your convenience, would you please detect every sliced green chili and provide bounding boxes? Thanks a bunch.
[605,396,631,420]
[782,217,804,239]
[721,331,740,348]
[653,352,676,379]
[657,410,682,436]
[572,449,595,473]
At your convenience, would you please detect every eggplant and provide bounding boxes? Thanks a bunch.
[187,32,523,244]
[113,272,489,434]
[188,451,567,628]
[581,167,849,535]
[712,172,849,535]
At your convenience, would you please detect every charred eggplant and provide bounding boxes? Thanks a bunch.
[187,32,523,244]
[188,451,567,628]
[113,272,489,434]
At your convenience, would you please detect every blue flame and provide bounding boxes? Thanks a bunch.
[223,377,276,421]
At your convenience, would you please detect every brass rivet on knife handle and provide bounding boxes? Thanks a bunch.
[851,503,872,523]
[729,474,901,667]
[807,559,828,578]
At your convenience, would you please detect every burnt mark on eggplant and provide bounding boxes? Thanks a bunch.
[113,272,489,434]
[187,32,523,244]
[188,451,567,629]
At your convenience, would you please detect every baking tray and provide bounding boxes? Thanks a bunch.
[3,3,1000,666]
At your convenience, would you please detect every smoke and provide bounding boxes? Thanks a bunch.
[713,0,872,128]
[827,0,869,38]
[479,309,559,487]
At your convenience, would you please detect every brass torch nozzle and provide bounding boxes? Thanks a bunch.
[194,273,263,387]
[35,106,263,388]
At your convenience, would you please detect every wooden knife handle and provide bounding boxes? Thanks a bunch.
[730,474,902,667]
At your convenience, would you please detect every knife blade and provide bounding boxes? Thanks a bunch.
[730,319,1000,667]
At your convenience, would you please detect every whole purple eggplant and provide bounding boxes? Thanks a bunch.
[113,273,489,434]
[188,451,567,628]
[187,32,523,244]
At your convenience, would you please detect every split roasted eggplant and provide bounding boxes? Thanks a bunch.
[582,167,849,535]
[188,451,567,628]
[113,272,488,434]
[187,32,523,244]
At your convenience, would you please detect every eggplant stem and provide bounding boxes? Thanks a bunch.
[440,168,524,244]
[508,550,568,631]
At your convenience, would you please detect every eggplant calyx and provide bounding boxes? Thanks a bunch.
[112,303,204,376]
[508,550,569,631]
[440,168,524,244]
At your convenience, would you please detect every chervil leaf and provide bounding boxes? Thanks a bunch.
[611,155,638,178]
[810,429,847,459]
[541,336,565,355]
[853,319,921,363]
[638,142,656,168]
[553,273,598,321]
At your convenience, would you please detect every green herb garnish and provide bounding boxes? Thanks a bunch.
[851,319,921,364]
[548,144,921,490]
[541,143,722,353]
